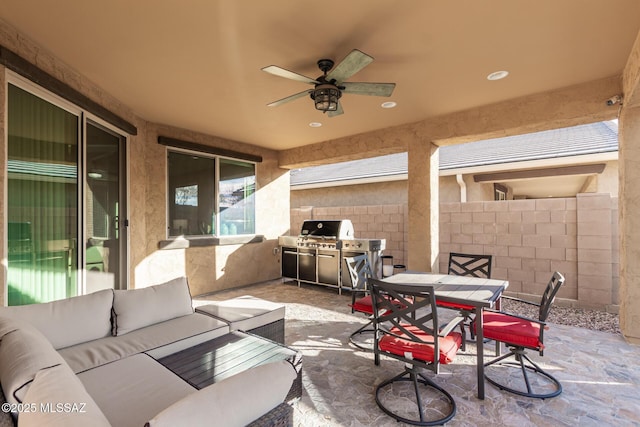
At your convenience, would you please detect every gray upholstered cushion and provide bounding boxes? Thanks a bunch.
[0,317,66,406]
[0,289,113,349]
[19,364,110,427]
[195,295,285,332]
[145,360,296,427]
[60,313,229,373]
[113,277,193,336]
[78,354,195,427]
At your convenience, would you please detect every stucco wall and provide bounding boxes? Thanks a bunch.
[134,124,290,296]
[291,180,407,208]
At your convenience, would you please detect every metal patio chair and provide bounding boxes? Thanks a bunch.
[345,254,376,350]
[474,271,566,399]
[436,252,493,350]
[369,278,464,426]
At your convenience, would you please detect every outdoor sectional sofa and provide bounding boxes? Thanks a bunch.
[0,277,300,427]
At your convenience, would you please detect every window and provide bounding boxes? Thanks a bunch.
[494,183,508,201]
[168,151,255,237]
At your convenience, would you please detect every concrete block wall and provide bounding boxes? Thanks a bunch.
[441,198,580,303]
[440,194,618,312]
[289,194,618,312]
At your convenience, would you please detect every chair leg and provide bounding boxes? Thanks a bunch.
[375,366,456,426]
[484,347,562,399]
[349,318,375,351]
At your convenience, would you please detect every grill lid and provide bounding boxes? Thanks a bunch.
[299,220,354,240]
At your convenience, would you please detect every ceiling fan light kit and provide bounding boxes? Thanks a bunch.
[311,84,342,112]
[262,49,396,117]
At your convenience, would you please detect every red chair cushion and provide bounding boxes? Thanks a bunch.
[436,300,474,311]
[478,311,543,350]
[378,325,462,364]
[350,295,413,315]
[351,295,374,314]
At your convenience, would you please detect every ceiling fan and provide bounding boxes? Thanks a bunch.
[262,49,396,117]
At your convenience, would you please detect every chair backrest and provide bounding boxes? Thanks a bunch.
[539,272,565,322]
[344,255,372,291]
[368,278,442,369]
[448,252,492,278]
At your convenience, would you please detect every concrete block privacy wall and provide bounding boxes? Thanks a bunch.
[290,193,619,313]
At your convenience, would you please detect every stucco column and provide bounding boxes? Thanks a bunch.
[407,139,439,272]
[619,105,640,344]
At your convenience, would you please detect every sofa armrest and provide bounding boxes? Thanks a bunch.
[145,360,296,427]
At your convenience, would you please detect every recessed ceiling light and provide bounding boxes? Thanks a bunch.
[309,122,322,127]
[381,101,397,109]
[487,70,509,81]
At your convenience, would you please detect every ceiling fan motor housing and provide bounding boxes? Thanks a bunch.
[317,59,335,74]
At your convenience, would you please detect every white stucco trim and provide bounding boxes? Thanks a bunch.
[439,151,618,176]
[291,151,618,190]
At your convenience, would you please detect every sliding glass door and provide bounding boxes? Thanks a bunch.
[85,122,127,292]
[7,84,79,305]
[6,79,127,305]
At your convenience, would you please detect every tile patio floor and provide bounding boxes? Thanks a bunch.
[194,279,640,427]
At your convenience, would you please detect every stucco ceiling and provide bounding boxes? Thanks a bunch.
[1,1,639,151]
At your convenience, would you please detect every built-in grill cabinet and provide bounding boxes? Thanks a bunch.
[278,220,385,293]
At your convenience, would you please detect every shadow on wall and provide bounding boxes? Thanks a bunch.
[185,239,282,296]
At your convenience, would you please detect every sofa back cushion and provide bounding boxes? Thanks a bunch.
[0,317,66,406]
[20,364,111,427]
[0,289,113,349]
[112,277,193,336]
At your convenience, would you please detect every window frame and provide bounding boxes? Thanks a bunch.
[165,147,257,240]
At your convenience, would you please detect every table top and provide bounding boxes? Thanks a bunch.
[382,271,509,308]
[156,331,302,390]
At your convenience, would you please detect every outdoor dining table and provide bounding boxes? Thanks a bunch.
[381,271,509,400]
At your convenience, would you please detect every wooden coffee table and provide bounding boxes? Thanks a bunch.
[155,331,302,402]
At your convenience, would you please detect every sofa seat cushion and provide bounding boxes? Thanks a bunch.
[20,364,110,427]
[113,276,193,336]
[0,289,113,349]
[145,360,296,427]
[195,295,285,332]
[60,313,229,373]
[78,353,196,427]
[0,317,66,406]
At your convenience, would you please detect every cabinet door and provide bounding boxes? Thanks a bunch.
[297,249,316,282]
[317,250,339,286]
[281,247,297,279]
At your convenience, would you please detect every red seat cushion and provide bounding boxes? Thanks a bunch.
[436,300,474,311]
[350,295,413,315]
[351,295,374,314]
[477,311,543,350]
[378,325,462,364]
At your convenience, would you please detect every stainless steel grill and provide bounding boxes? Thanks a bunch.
[278,220,385,293]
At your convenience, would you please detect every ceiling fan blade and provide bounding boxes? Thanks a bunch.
[266,90,311,107]
[261,65,319,85]
[341,82,396,97]
[327,102,344,117]
[326,49,374,83]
